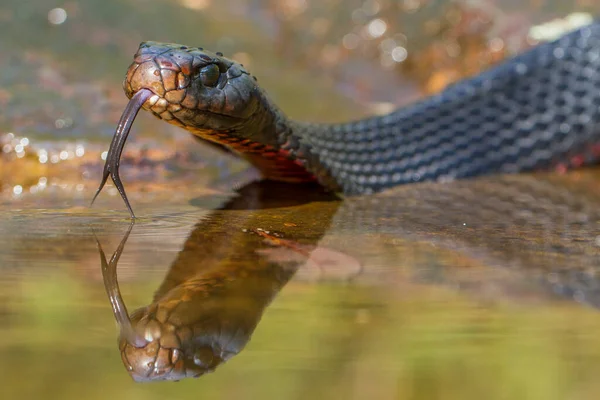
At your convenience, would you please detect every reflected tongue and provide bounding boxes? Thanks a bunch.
[96,222,148,348]
[91,89,154,218]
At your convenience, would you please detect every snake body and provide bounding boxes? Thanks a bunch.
[100,21,600,205]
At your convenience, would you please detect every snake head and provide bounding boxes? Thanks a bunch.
[124,41,261,133]
[118,306,250,382]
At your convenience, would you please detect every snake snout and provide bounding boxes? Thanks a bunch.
[123,57,184,118]
[124,42,202,118]
[124,59,165,97]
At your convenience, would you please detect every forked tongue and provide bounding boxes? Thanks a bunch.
[91,89,154,219]
[95,223,148,348]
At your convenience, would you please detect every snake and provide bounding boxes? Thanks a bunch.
[92,21,600,217]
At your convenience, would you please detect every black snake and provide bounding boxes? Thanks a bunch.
[93,21,600,217]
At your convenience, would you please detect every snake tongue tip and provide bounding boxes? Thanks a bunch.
[90,190,101,207]
[91,170,110,207]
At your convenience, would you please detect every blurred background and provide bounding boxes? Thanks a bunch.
[2,1,600,399]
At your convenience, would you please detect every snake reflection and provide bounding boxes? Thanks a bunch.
[97,172,600,382]
[97,182,340,381]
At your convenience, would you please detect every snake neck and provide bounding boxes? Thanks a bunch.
[232,88,358,191]
[203,88,328,187]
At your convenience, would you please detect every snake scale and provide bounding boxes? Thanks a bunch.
[93,21,600,217]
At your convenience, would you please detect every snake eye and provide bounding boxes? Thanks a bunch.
[199,64,220,87]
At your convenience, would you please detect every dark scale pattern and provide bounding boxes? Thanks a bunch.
[285,22,600,194]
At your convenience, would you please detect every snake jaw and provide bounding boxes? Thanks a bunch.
[117,309,248,381]
[119,333,225,381]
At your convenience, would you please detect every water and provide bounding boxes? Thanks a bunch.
[4,173,600,399]
[2,1,600,399]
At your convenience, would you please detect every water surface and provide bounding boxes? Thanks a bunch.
[2,1,600,399]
